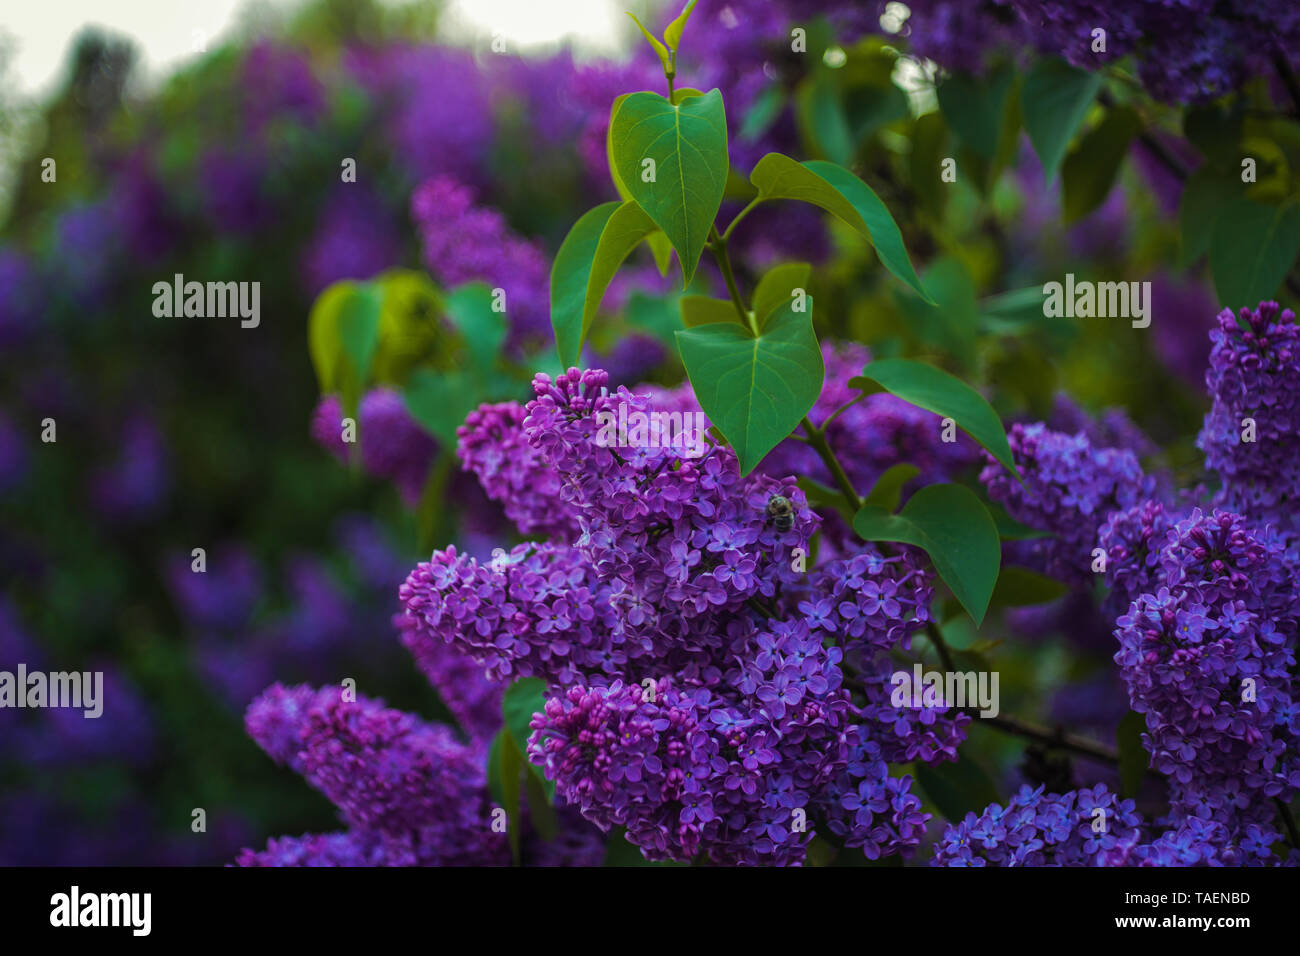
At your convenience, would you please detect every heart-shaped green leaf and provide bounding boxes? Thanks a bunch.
[749,153,929,301]
[610,89,728,285]
[550,200,658,367]
[852,483,1001,626]
[676,297,824,476]
[856,358,1018,481]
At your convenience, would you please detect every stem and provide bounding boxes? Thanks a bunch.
[708,225,754,333]
[721,197,763,242]
[925,622,1119,765]
[800,417,861,514]
[984,714,1120,766]
[820,393,869,432]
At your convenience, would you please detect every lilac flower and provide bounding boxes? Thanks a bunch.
[410,176,551,350]
[982,422,1153,586]
[933,784,1144,866]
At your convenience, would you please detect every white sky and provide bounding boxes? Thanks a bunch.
[1,0,624,99]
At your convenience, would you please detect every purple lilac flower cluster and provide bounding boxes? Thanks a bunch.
[981,422,1154,586]
[239,684,507,866]
[396,368,946,863]
[1113,509,1300,824]
[897,1,1300,104]
[1197,302,1300,542]
[932,784,1145,866]
[410,176,552,351]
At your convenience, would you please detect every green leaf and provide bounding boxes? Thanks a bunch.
[603,828,687,866]
[862,463,920,513]
[908,111,949,221]
[915,754,1001,822]
[937,66,1015,160]
[626,12,671,74]
[308,281,383,419]
[680,294,743,328]
[501,677,554,801]
[989,565,1068,608]
[752,262,811,328]
[1020,58,1102,183]
[985,499,1050,540]
[486,728,505,807]
[797,475,854,524]
[1209,197,1300,311]
[853,483,1001,625]
[663,0,697,50]
[749,153,929,301]
[739,83,785,143]
[443,281,506,375]
[1117,711,1148,799]
[550,200,658,367]
[308,281,354,393]
[892,256,978,363]
[609,89,728,285]
[403,368,477,447]
[855,358,1018,480]
[676,297,824,476]
[1061,104,1139,224]
[797,67,853,166]
[498,730,523,864]
[1179,168,1240,268]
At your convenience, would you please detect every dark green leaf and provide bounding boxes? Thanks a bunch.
[1209,197,1300,311]
[502,677,551,799]
[609,89,729,285]
[1020,58,1102,182]
[908,110,949,221]
[797,67,853,166]
[550,200,659,367]
[990,565,1068,608]
[676,296,824,476]
[862,463,920,513]
[749,153,929,301]
[937,66,1015,160]
[915,754,1001,822]
[985,499,1050,540]
[853,483,1001,625]
[404,368,478,447]
[1061,104,1139,224]
[498,730,523,864]
[856,358,1018,479]
[443,281,506,375]
[1117,710,1148,799]
[796,475,854,524]
[1178,167,1240,267]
